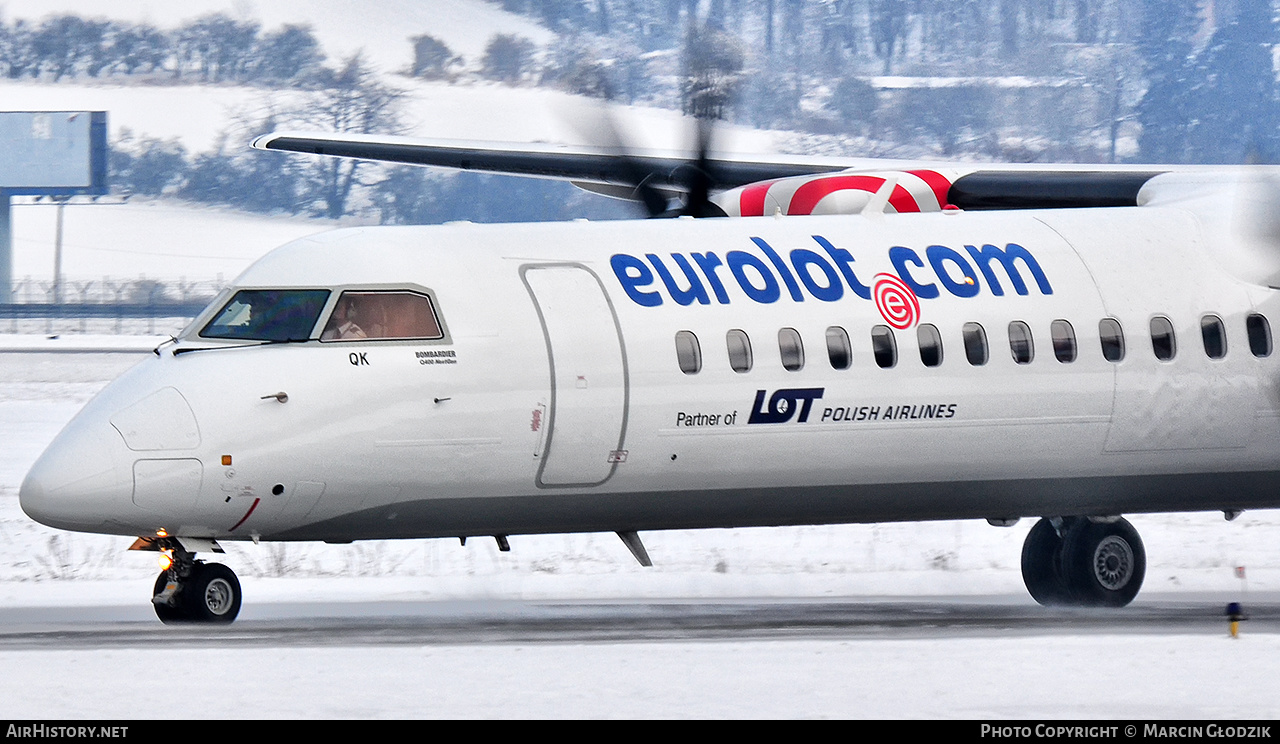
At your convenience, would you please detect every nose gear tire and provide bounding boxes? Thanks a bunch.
[152,570,185,624]
[151,562,242,624]
[184,563,242,623]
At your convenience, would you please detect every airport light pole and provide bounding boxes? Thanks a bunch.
[23,194,127,305]
[0,191,10,304]
[52,197,65,304]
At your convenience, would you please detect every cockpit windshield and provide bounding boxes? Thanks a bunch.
[319,291,443,342]
[199,289,330,342]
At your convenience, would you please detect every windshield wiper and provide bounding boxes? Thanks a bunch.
[152,335,179,356]
[171,337,311,355]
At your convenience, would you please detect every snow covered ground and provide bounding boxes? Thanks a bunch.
[3,634,1278,719]
[0,75,788,160]
[8,199,328,284]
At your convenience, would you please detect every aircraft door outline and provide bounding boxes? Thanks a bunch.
[521,263,630,488]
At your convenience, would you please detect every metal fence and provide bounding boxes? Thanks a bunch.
[1,276,222,335]
[8,275,222,305]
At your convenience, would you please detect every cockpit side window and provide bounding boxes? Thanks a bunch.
[320,291,443,342]
[199,289,330,342]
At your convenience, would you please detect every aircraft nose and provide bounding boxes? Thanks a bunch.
[20,418,133,532]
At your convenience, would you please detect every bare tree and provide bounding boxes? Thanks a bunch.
[680,24,744,119]
[109,23,171,75]
[482,33,537,83]
[253,25,326,85]
[869,0,910,74]
[409,34,461,80]
[299,53,405,218]
[31,15,109,81]
[0,19,39,78]
[174,13,260,82]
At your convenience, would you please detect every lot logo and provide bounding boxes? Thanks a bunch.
[748,388,825,424]
[872,273,920,329]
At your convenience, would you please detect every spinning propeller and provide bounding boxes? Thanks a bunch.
[575,99,728,219]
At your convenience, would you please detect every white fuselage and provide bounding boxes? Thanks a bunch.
[20,199,1280,542]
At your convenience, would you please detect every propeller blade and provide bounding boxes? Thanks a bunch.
[677,115,725,218]
[564,99,673,217]
[564,83,729,218]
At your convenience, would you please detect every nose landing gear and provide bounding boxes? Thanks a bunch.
[147,540,242,624]
[1021,516,1146,608]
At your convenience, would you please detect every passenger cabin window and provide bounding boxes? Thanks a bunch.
[1051,319,1077,363]
[826,326,851,370]
[1150,316,1176,361]
[871,325,897,369]
[917,324,943,367]
[320,291,443,341]
[727,329,753,373]
[962,322,988,366]
[1200,315,1227,360]
[675,331,701,374]
[200,289,330,342]
[778,328,804,371]
[1008,321,1034,364]
[1099,318,1125,362]
[1247,313,1272,357]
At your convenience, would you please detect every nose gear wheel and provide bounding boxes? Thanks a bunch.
[150,540,241,624]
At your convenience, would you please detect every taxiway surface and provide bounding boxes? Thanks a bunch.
[1,594,1275,649]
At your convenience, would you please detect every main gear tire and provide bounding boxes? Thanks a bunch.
[1021,517,1071,606]
[1062,518,1145,608]
[181,563,242,623]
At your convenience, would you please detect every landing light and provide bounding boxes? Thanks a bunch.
[157,553,173,571]
[156,528,168,537]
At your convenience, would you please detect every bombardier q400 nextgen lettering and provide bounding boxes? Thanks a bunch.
[19,126,1280,623]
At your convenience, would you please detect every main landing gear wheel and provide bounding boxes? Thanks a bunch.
[152,561,242,624]
[1020,518,1069,606]
[1020,517,1146,608]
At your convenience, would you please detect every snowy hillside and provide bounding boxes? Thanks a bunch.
[0,76,786,285]
[0,1,791,286]
[0,76,787,154]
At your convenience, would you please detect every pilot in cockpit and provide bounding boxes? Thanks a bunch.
[321,295,368,340]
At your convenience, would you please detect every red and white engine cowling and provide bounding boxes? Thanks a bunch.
[711,168,971,217]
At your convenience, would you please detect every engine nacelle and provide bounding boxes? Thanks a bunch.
[711,168,965,217]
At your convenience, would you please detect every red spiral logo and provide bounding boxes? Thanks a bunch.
[873,273,920,329]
